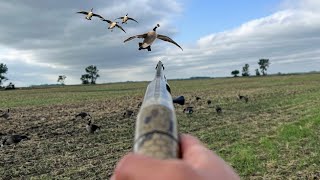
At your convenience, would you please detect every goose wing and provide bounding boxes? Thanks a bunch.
[77,11,89,15]
[128,17,138,23]
[116,24,126,33]
[116,16,124,20]
[157,34,183,51]
[124,33,148,43]
[92,13,104,19]
[102,19,112,24]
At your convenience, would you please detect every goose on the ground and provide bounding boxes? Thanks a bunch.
[123,109,134,118]
[238,93,249,103]
[117,14,138,24]
[0,109,10,120]
[1,135,29,147]
[76,8,104,20]
[216,106,222,114]
[102,19,126,33]
[86,120,100,134]
[123,24,183,51]
[75,112,91,119]
[183,106,193,114]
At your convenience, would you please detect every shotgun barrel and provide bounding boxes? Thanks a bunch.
[133,61,180,159]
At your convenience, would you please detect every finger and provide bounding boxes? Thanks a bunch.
[112,153,199,180]
[180,134,240,179]
[180,134,213,166]
[180,134,204,151]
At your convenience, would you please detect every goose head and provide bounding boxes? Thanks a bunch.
[20,135,30,141]
[153,24,160,31]
[90,8,93,12]
[126,13,128,16]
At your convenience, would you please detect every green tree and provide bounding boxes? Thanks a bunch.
[80,74,90,84]
[258,59,270,76]
[81,65,100,84]
[255,69,261,76]
[242,64,250,76]
[57,75,66,85]
[0,63,8,87]
[231,70,240,77]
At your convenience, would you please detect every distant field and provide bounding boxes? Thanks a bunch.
[0,74,319,179]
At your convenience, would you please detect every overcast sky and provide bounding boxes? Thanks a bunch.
[1,0,320,86]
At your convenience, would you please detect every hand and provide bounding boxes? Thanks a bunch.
[111,134,240,180]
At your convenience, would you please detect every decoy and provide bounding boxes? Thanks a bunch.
[86,120,100,134]
[216,106,222,114]
[75,112,91,119]
[183,106,194,114]
[0,109,10,120]
[123,110,134,118]
[1,135,29,147]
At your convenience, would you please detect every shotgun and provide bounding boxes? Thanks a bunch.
[134,61,184,159]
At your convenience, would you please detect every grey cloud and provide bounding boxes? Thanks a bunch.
[1,0,320,87]
[0,0,184,86]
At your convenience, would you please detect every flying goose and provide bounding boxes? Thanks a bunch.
[116,14,138,24]
[0,109,10,120]
[86,119,100,134]
[1,135,29,147]
[102,19,126,33]
[77,8,104,20]
[123,24,183,51]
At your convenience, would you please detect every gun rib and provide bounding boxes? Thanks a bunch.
[134,61,180,159]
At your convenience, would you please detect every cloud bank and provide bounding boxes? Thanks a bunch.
[0,0,319,86]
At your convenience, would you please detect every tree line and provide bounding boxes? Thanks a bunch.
[0,63,100,87]
[0,58,271,87]
[231,59,270,77]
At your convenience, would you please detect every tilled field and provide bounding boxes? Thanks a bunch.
[1,74,320,179]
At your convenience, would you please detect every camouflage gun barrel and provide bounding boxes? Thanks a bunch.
[134,61,180,159]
